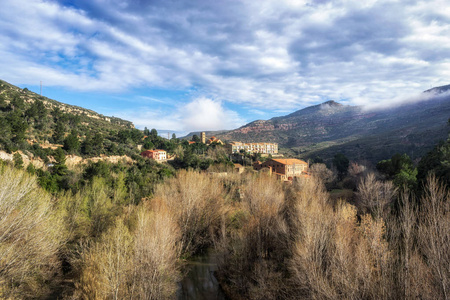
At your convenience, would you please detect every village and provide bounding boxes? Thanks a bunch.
[140,131,310,182]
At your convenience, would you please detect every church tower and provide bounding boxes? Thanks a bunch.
[201,132,206,144]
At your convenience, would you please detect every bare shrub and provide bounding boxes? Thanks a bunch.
[0,165,66,298]
[355,215,392,299]
[309,163,336,185]
[206,146,229,161]
[289,176,336,299]
[129,202,181,299]
[356,172,397,218]
[417,174,450,299]
[75,202,181,299]
[60,176,117,242]
[154,169,225,255]
[74,218,133,299]
[289,176,394,299]
[348,161,367,178]
[216,174,288,299]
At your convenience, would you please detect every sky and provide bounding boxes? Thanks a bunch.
[1,0,449,135]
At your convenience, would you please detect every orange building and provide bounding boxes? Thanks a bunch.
[206,136,224,145]
[140,149,167,161]
[255,158,308,181]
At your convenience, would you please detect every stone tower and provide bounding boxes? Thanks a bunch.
[201,132,206,144]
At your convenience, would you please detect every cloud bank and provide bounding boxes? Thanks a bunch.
[0,0,449,130]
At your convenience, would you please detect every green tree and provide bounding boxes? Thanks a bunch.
[8,110,28,144]
[54,147,66,165]
[26,163,36,175]
[143,140,154,150]
[63,129,80,154]
[377,153,417,190]
[192,135,200,143]
[81,132,94,156]
[333,153,349,179]
[52,121,65,144]
[92,132,104,155]
[417,139,450,187]
[150,128,158,139]
[13,152,23,169]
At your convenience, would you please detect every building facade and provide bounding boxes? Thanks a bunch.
[140,149,167,161]
[255,158,308,180]
[227,142,278,154]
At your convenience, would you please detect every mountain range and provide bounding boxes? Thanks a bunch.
[2,77,448,164]
[189,85,450,164]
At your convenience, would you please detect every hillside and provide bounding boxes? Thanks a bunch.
[0,79,145,162]
[208,86,450,163]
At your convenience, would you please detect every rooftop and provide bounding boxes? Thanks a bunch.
[270,158,308,165]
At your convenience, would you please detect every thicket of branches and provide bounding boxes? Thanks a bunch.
[1,161,449,299]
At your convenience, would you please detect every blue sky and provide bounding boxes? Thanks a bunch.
[1,0,449,135]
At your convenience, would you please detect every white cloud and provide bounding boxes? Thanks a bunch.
[0,0,449,115]
[181,97,244,132]
[112,97,245,134]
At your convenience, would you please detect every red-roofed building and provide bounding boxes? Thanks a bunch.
[141,149,167,161]
[206,136,224,145]
[255,158,308,181]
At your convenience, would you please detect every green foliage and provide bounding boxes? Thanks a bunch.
[143,139,154,150]
[417,139,450,187]
[13,152,23,169]
[192,134,200,142]
[63,129,80,154]
[54,147,66,165]
[52,121,65,144]
[83,161,110,182]
[333,153,349,178]
[26,163,36,175]
[377,153,417,190]
[150,128,158,138]
[7,110,28,144]
[0,80,136,159]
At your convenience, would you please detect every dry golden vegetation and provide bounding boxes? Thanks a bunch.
[0,163,449,299]
[0,165,67,299]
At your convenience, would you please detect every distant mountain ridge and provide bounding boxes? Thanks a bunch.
[196,85,450,163]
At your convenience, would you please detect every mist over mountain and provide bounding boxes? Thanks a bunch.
[193,85,450,163]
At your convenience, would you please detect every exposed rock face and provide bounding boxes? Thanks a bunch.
[205,86,450,163]
[0,150,133,170]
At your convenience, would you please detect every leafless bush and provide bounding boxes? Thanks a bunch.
[356,172,397,218]
[216,174,288,299]
[74,218,133,299]
[348,161,367,178]
[289,176,337,299]
[154,170,226,255]
[0,165,66,298]
[129,202,181,299]
[417,174,450,299]
[309,163,336,185]
[290,176,394,299]
[206,146,229,161]
[75,202,181,299]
